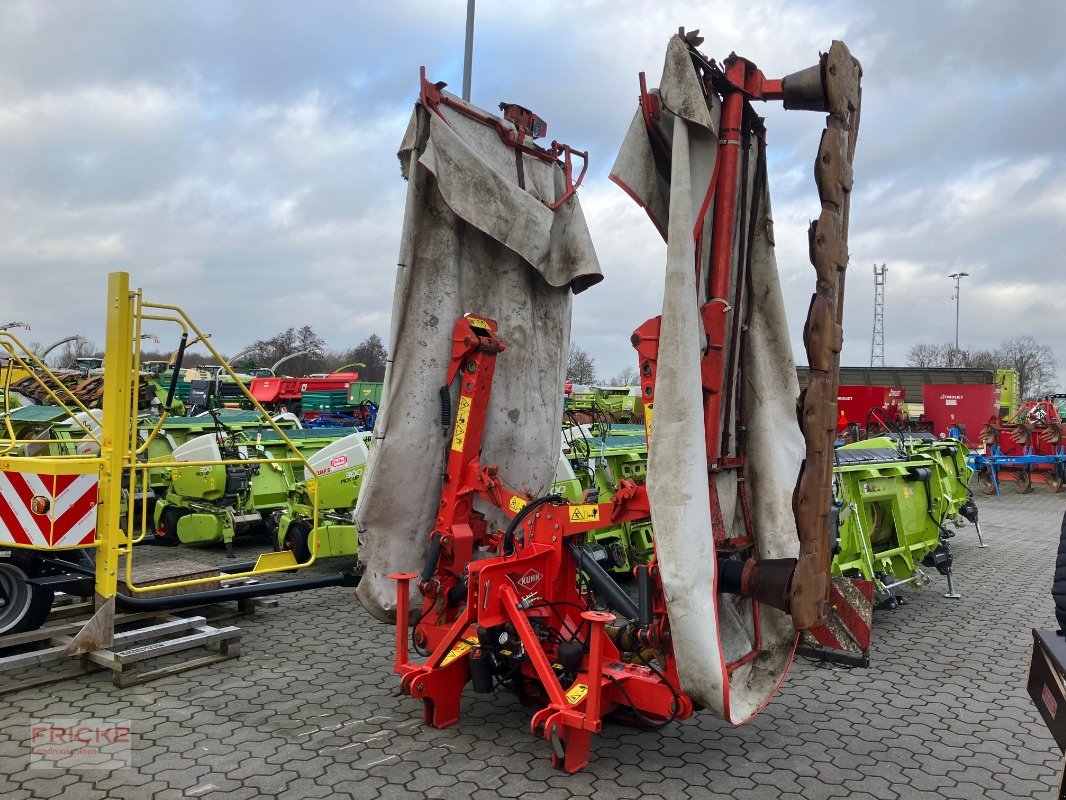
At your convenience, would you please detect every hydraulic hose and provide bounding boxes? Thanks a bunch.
[165,333,188,410]
[567,540,640,621]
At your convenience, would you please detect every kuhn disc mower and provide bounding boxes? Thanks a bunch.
[360,31,862,772]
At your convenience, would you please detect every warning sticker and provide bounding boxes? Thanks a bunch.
[466,316,490,330]
[1043,683,1058,718]
[565,683,589,705]
[568,504,600,523]
[451,395,473,452]
[509,496,528,514]
[441,637,477,667]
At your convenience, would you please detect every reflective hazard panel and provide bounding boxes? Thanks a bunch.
[451,395,473,452]
[441,637,477,667]
[568,504,600,523]
[566,682,589,704]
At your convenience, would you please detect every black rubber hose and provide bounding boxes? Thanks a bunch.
[422,533,443,582]
[114,571,359,611]
[636,565,652,628]
[502,495,565,556]
[567,540,640,621]
[165,333,188,410]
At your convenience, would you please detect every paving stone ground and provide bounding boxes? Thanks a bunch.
[1,487,1063,799]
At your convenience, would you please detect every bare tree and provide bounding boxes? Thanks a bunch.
[240,326,328,375]
[608,365,638,387]
[906,342,948,367]
[999,335,1059,398]
[906,342,971,368]
[567,343,598,385]
[54,338,100,369]
[905,336,1059,399]
[336,334,387,381]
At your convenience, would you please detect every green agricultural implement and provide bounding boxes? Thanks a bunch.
[566,386,644,422]
[557,422,654,576]
[277,431,370,561]
[561,423,979,608]
[152,421,356,556]
[832,433,980,606]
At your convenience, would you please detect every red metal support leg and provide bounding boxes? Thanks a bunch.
[390,572,418,672]
[581,610,615,730]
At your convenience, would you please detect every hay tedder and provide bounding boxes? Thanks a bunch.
[378,33,864,772]
[972,398,1066,496]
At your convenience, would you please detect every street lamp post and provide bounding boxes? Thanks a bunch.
[949,272,969,350]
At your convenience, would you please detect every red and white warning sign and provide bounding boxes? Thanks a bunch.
[0,471,98,548]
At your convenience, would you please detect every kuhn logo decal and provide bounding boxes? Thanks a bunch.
[517,570,543,589]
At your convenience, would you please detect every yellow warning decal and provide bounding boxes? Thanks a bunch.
[451,395,473,452]
[441,637,477,667]
[509,495,528,514]
[466,316,490,330]
[566,682,589,705]
[568,504,600,523]
[644,404,653,440]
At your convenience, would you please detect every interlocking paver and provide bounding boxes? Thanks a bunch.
[0,488,1061,798]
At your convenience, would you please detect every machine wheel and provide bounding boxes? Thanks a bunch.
[155,507,186,546]
[1015,471,1035,494]
[0,561,55,635]
[283,522,312,563]
[978,469,996,496]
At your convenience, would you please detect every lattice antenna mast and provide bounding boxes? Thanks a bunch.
[871,263,887,367]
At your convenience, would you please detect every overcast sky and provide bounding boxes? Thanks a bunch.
[1,1,1063,386]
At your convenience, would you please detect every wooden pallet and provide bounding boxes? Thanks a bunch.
[0,611,241,693]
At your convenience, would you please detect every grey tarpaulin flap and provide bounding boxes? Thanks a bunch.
[354,89,602,621]
[610,35,805,724]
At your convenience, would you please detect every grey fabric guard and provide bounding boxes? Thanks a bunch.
[610,36,804,723]
[355,94,602,621]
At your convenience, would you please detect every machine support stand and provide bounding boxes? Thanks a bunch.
[975,520,988,549]
[582,610,615,728]
[390,572,418,672]
[944,570,962,600]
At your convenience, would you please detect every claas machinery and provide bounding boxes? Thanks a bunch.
[276,431,370,561]
[830,433,979,608]
[152,414,365,556]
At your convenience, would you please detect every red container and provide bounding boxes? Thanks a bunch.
[249,372,361,406]
[250,378,301,404]
[921,384,1000,445]
[836,386,904,430]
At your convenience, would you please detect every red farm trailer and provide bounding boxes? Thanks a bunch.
[836,385,905,435]
[921,384,999,447]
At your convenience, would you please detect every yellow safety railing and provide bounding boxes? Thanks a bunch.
[117,283,320,594]
[0,272,322,603]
